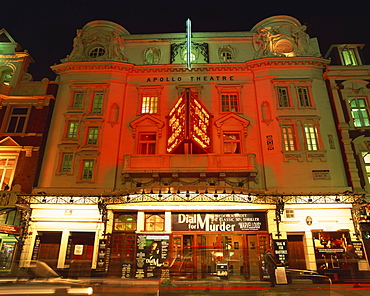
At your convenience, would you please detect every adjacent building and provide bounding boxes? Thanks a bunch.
[15,16,369,281]
[0,28,57,274]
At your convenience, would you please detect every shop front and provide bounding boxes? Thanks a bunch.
[108,211,269,281]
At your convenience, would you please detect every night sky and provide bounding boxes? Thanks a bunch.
[2,1,370,81]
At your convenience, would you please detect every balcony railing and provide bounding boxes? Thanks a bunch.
[123,153,257,173]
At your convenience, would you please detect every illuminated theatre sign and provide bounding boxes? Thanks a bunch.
[167,90,211,153]
[172,213,267,231]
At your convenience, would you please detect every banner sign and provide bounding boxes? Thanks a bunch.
[0,224,19,234]
[172,212,266,231]
[135,235,169,279]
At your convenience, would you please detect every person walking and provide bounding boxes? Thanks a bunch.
[345,244,360,288]
[265,249,277,287]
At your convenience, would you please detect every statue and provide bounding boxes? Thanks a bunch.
[69,29,84,61]
[110,31,126,60]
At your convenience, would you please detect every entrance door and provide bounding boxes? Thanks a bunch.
[287,235,306,269]
[247,235,260,280]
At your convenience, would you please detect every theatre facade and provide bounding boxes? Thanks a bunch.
[18,15,369,280]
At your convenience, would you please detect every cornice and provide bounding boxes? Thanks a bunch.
[247,57,330,69]
[51,57,330,75]
[51,62,135,74]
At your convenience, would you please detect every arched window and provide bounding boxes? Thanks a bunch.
[114,214,137,231]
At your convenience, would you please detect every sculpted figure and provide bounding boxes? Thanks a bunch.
[292,25,319,56]
[110,31,126,60]
[69,29,84,61]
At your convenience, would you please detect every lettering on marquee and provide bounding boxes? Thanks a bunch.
[146,76,234,82]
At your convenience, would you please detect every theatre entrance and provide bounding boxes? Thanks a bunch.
[172,234,247,280]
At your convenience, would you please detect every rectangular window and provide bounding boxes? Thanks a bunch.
[304,124,319,151]
[349,97,370,127]
[297,86,311,107]
[87,127,99,145]
[82,160,94,180]
[221,93,239,112]
[66,121,79,138]
[6,107,28,133]
[341,48,358,65]
[72,92,84,108]
[61,154,73,172]
[277,87,290,107]
[92,92,104,114]
[0,157,16,190]
[145,213,165,231]
[141,96,158,114]
[285,209,295,219]
[138,133,156,154]
[223,132,241,154]
[362,152,370,185]
[282,125,296,151]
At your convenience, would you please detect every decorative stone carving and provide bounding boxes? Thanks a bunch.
[252,16,321,59]
[63,21,130,62]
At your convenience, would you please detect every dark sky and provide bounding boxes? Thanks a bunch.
[2,1,370,81]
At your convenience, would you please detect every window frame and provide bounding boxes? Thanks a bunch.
[340,47,360,66]
[138,133,157,155]
[86,127,99,146]
[348,97,370,127]
[137,86,163,115]
[4,106,30,134]
[297,86,312,108]
[145,213,165,232]
[222,132,242,154]
[0,154,18,190]
[216,85,242,114]
[81,159,95,181]
[303,123,319,151]
[281,124,297,151]
[65,121,80,139]
[71,91,84,109]
[60,153,74,173]
[276,86,291,108]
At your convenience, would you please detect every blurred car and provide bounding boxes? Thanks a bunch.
[0,261,94,295]
[285,269,332,284]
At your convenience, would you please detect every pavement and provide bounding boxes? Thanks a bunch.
[88,278,370,295]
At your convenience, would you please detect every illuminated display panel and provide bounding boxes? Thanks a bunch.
[190,94,211,150]
[167,96,186,153]
[167,90,211,153]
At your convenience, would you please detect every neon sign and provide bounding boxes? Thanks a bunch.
[167,90,211,153]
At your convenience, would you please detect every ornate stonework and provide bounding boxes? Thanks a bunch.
[64,20,129,62]
[251,16,321,59]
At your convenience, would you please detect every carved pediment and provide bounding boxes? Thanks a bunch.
[0,136,20,147]
[130,115,165,138]
[214,113,250,137]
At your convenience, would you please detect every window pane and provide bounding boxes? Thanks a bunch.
[141,96,158,113]
[92,92,104,113]
[223,133,241,154]
[298,87,311,107]
[349,98,370,127]
[277,87,289,107]
[304,124,318,150]
[145,214,165,231]
[6,108,28,133]
[82,160,94,179]
[61,154,73,172]
[67,122,79,138]
[138,133,156,154]
[221,94,238,112]
[282,125,296,151]
[87,128,99,145]
[73,92,83,108]
[0,157,16,190]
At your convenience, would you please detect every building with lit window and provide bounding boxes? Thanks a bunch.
[19,16,369,281]
[325,43,370,265]
[0,28,57,274]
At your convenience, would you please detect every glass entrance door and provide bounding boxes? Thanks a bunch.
[196,234,245,280]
